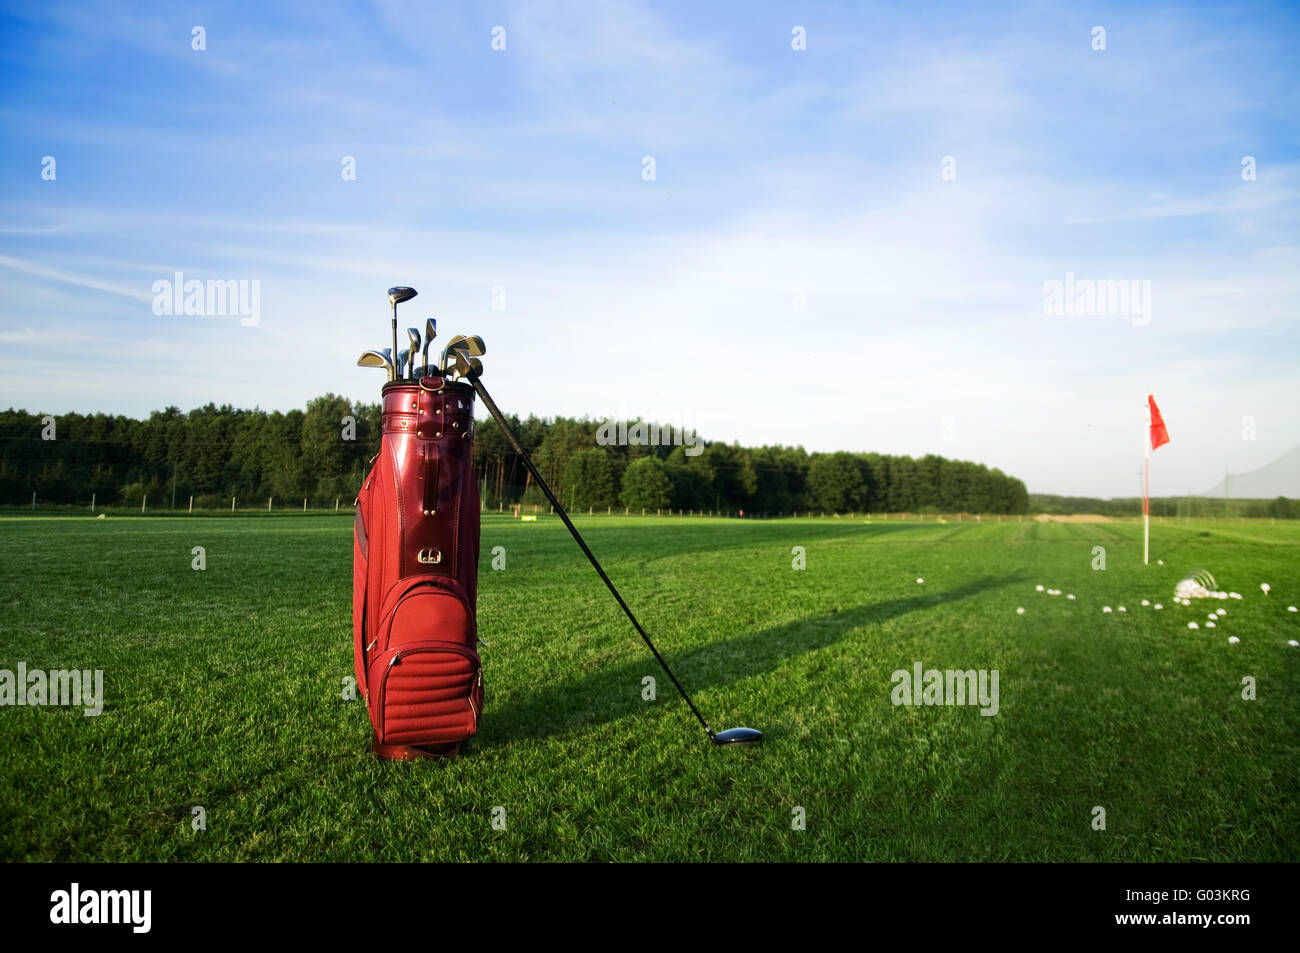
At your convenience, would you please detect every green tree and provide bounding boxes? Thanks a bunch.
[563,447,617,510]
[620,457,671,512]
[807,452,866,513]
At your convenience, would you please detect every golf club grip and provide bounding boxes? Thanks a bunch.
[470,377,713,736]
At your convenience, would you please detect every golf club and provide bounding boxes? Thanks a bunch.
[356,348,395,381]
[396,348,410,380]
[445,349,482,381]
[459,356,761,748]
[422,317,437,375]
[440,333,486,373]
[407,328,421,379]
[386,287,417,377]
[439,334,465,374]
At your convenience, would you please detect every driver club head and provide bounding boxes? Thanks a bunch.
[709,727,763,747]
[387,286,418,307]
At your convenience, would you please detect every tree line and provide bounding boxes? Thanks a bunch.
[1031,493,1297,519]
[0,401,1030,515]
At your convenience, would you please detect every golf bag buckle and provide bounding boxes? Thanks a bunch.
[417,548,443,565]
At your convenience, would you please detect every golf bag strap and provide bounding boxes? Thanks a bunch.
[421,444,439,517]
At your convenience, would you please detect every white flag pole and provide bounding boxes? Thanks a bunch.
[1144,395,1151,565]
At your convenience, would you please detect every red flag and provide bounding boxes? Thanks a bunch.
[1148,395,1170,451]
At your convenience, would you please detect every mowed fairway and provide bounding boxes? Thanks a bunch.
[1,513,1297,862]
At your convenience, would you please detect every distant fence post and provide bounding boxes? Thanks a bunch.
[141,494,146,513]
[303,498,307,512]
[232,496,236,512]
[31,492,36,511]
[90,492,96,513]
[268,497,272,511]
[189,496,193,513]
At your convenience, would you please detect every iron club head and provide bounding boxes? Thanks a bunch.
[709,727,763,747]
[422,317,437,375]
[439,334,466,373]
[356,348,395,382]
[406,328,421,378]
[455,334,485,357]
[396,348,410,379]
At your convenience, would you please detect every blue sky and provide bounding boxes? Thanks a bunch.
[1,0,1297,497]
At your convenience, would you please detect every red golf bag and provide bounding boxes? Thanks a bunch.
[353,374,483,759]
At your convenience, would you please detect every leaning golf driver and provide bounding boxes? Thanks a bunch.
[459,354,761,748]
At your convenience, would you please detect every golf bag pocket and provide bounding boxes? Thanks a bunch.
[368,641,482,746]
[364,578,481,747]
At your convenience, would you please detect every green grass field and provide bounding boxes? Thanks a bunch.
[1,513,1297,861]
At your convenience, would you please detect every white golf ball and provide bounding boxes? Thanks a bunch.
[916,577,924,584]
[1036,585,1044,592]
[1103,606,1112,613]
[1158,560,1164,565]
[1230,592,1242,599]
[1289,640,1299,647]
[1206,621,1216,628]
[1208,613,1218,620]
[1261,583,1271,594]
[1228,636,1240,644]
[1288,606,1297,613]
[1067,594,1076,600]
[1218,608,1227,615]
[1016,607,1025,615]
[1141,599,1150,606]
[1118,606,1126,612]
[1188,622,1198,629]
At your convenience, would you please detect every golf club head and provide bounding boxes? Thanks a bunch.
[445,348,473,380]
[709,727,763,747]
[440,334,466,370]
[387,286,418,306]
[422,317,437,374]
[407,328,421,377]
[453,334,486,357]
[356,349,394,379]
[396,349,410,379]
[359,347,396,382]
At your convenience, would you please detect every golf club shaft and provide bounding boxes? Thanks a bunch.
[390,304,399,382]
[469,376,715,738]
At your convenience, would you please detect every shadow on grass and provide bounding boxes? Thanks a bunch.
[481,572,1024,746]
